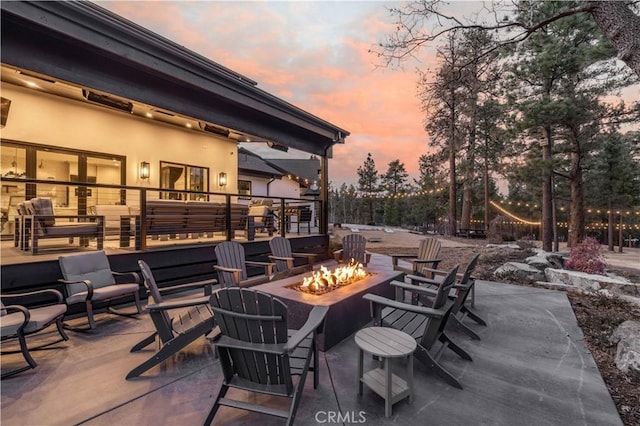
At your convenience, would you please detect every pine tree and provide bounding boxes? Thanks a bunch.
[381,160,409,226]
[357,153,379,225]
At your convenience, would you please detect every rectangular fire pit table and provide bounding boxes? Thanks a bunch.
[252,267,402,351]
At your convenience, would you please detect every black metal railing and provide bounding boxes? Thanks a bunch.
[2,177,322,252]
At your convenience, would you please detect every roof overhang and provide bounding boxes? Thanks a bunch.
[0,1,349,156]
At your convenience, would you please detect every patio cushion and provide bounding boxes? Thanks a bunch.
[45,223,100,236]
[31,197,56,227]
[59,251,116,296]
[0,304,67,336]
[65,283,140,305]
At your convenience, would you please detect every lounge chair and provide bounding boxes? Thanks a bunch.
[363,265,472,389]
[21,197,104,254]
[126,260,217,379]
[410,253,486,340]
[205,287,328,425]
[1,289,69,378]
[58,251,142,329]
[333,233,371,266]
[214,241,275,288]
[268,236,316,278]
[391,237,441,276]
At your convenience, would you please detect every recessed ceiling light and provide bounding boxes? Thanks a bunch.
[185,123,192,128]
[26,81,39,88]
[145,112,153,118]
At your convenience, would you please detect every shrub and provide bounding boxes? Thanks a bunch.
[565,237,606,275]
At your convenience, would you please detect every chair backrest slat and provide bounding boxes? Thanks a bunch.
[215,241,249,287]
[137,260,173,338]
[419,265,458,310]
[416,238,441,275]
[459,253,480,285]
[210,288,290,386]
[269,237,292,273]
[341,234,367,264]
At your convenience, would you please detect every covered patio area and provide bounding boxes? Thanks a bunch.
[0,254,621,425]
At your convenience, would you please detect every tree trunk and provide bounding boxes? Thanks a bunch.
[618,214,624,253]
[587,1,640,77]
[448,140,457,236]
[568,150,585,247]
[483,154,490,233]
[607,201,614,251]
[541,127,554,251]
[461,177,473,231]
[448,86,457,236]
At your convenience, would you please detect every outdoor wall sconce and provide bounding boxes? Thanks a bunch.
[140,161,150,179]
[218,171,228,187]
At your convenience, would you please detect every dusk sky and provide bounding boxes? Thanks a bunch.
[98,0,445,186]
[98,1,638,187]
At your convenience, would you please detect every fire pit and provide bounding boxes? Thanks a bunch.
[288,261,371,295]
[253,263,402,351]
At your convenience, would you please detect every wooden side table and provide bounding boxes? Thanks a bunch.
[355,326,417,417]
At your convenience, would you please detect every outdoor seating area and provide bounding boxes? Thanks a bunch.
[15,197,105,255]
[0,252,622,425]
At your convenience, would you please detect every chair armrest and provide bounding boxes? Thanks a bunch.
[112,270,141,284]
[2,305,31,333]
[417,266,448,276]
[405,274,442,286]
[268,255,294,271]
[214,336,288,355]
[157,279,217,296]
[245,261,275,277]
[269,255,294,262]
[285,305,329,351]
[390,254,416,260]
[58,278,94,299]
[214,265,242,273]
[411,258,441,265]
[147,295,211,312]
[363,293,445,318]
[33,214,104,221]
[1,289,64,304]
[292,252,317,260]
[391,279,441,296]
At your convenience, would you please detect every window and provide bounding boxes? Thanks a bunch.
[238,180,251,199]
[160,161,209,200]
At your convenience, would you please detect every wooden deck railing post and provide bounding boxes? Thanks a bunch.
[279,198,286,237]
[225,194,232,241]
[138,189,147,251]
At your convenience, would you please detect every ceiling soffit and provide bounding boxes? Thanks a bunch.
[0,1,349,156]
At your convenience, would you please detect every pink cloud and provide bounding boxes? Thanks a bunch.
[99,1,440,186]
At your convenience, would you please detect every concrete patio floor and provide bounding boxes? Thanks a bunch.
[0,254,622,425]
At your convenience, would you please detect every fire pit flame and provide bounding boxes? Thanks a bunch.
[296,260,369,295]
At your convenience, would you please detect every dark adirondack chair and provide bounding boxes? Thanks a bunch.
[58,251,142,329]
[205,287,328,425]
[126,260,217,379]
[333,233,371,266]
[391,238,441,277]
[363,265,472,389]
[214,241,274,288]
[268,236,316,278]
[412,253,487,340]
[1,289,69,378]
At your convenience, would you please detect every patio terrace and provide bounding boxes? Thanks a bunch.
[0,253,622,425]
